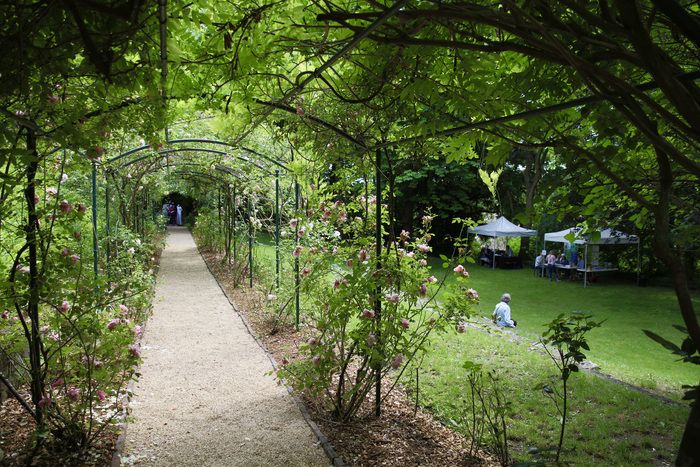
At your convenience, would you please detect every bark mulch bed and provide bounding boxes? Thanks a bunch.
[0,396,117,466]
[201,248,495,466]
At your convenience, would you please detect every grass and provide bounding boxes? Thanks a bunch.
[428,259,700,396]
[410,328,688,465]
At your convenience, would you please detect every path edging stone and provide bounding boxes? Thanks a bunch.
[198,244,346,467]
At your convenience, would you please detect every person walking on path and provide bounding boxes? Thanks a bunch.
[492,293,516,327]
[176,204,183,225]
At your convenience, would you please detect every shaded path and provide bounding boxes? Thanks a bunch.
[120,227,327,466]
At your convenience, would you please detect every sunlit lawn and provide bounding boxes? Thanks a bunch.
[427,259,700,395]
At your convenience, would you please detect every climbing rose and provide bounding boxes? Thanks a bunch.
[417,244,431,253]
[453,264,465,274]
[311,355,321,366]
[61,247,71,256]
[59,199,72,213]
[129,344,141,358]
[366,333,377,347]
[300,267,311,278]
[467,288,479,301]
[331,246,338,255]
[134,325,143,337]
[419,284,428,297]
[77,203,87,213]
[61,300,71,312]
[19,266,30,274]
[47,331,60,341]
[67,387,80,401]
[60,173,68,184]
[51,378,64,389]
[358,249,368,262]
[361,308,375,319]
[385,293,400,303]
[427,276,438,284]
[322,209,332,220]
[405,251,415,258]
[292,245,303,257]
[419,259,428,267]
[333,278,347,289]
[422,215,434,226]
[119,304,129,314]
[346,259,353,268]
[390,353,404,370]
[1,310,8,319]
[462,270,470,278]
[400,318,410,329]
[46,187,57,196]
[400,230,410,242]
[289,218,298,229]
[456,322,467,333]
[38,397,52,408]
[107,319,120,330]
[96,390,107,402]
[297,228,306,238]
[307,337,318,346]
[70,254,80,264]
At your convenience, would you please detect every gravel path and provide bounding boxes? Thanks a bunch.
[120,227,328,466]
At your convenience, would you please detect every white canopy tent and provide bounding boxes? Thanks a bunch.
[543,227,640,286]
[469,216,537,268]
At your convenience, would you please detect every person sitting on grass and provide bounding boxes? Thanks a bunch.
[492,293,517,328]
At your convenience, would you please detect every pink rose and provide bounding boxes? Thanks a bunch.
[419,284,427,297]
[307,337,318,346]
[77,203,87,214]
[427,276,438,284]
[453,264,465,274]
[61,300,70,312]
[300,267,311,278]
[289,218,298,229]
[297,228,306,238]
[385,293,400,304]
[400,230,410,242]
[361,308,375,319]
[70,254,80,264]
[134,325,143,337]
[1,310,9,319]
[107,319,120,330]
[417,244,431,253]
[419,259,428,267]
[61,247,71,256]
[38,396,52,408]
[51,378,64,389]
[390,353,404,369]
[462,270,470,278]
[292,245,303,258]
[46,187,57,196]
[119,304,129,314]
[67,387,80,401]
[358,249,368,262]
[60,200,72,213]
[96,390,107,402]
[467,288,479,301]
[400,318,410,329]
[366,333,377,347]
[129,344,141,358]
[456,322,467,333]
[311,355,321,366]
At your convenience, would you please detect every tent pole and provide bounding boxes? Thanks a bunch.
[492,237,496,269]
[584,244,588,288]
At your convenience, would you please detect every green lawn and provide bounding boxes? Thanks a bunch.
[429,261,700,396]
[411,329,688,465]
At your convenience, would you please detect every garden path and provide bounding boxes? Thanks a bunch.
[119,227,327,466]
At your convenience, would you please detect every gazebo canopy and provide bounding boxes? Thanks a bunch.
[469,216,537,238]
[544,227,639,245]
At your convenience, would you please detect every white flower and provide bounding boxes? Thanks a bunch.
[135,239,141,246]
[127,247,135,255]
[333,230,341,238]
[60,173,68,184]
